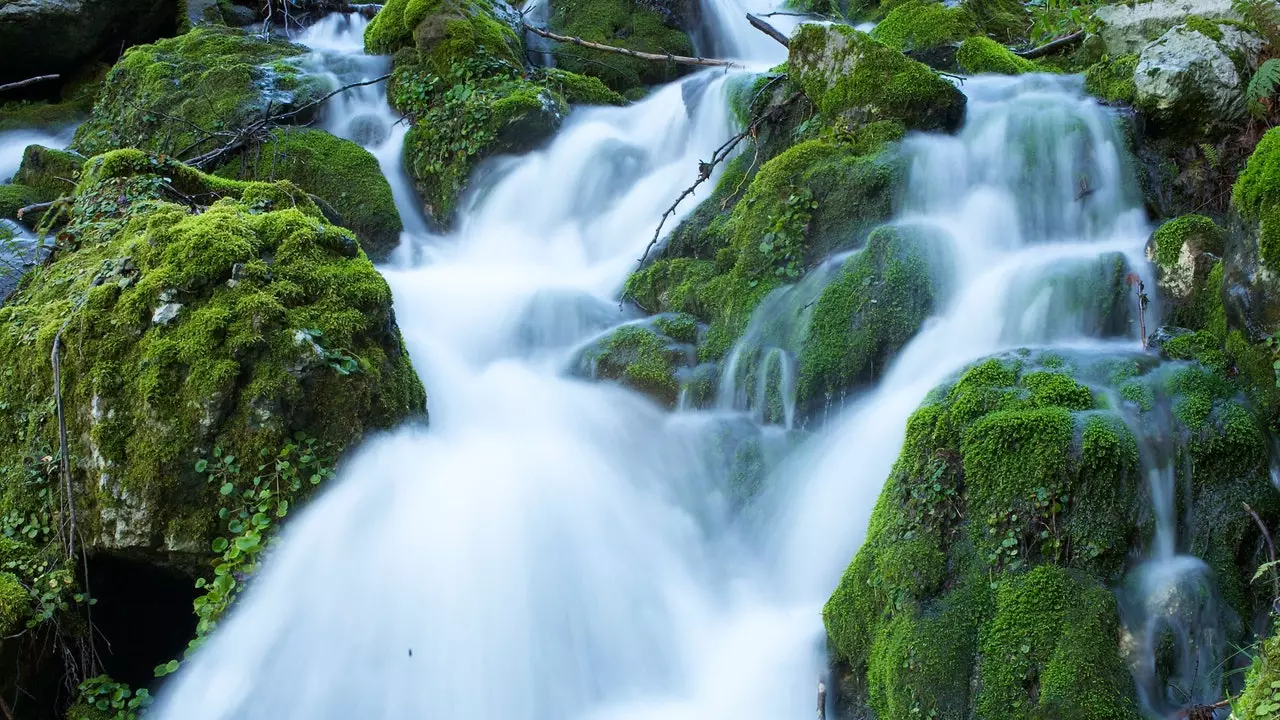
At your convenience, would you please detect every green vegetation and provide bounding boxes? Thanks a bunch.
[1151,214,1224,268]
[870,0,975,52]
[957,36,1039,75]
[1083,55,1138,103]
[215,128,404,260]
[1233,127,1280,272]
[962,0,1031,43]
[584,324,685,405]
[548,0,694,92]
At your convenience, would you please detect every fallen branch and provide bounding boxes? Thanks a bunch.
[522,24,743,68]
[638,87,802,266]
[1015,30,1084,59]
[52,301,85,562]
[747,13,791,48]
[17,200,55,220]
[1244,501,1279,601]
[0,74,60,93]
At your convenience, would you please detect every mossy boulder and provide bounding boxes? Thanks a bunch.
[956,35,1039,75]
[0,570,28,635]
[795,225,934,411]
[0,184,38,221]
[577,321,696,406]
[0,0,177,85]
[823,350,1276,719]
[215,128,404,261]
[0,150,426,558]
[1083,54,1139,104]
[961,0,1030,44]
[1147,215,1227,336]
[1223,127,1280,338]
[13,145,85,203]
[548,0,695,93]
[871,0,974,69]
[789,23,966,132]
[71,26,323,160]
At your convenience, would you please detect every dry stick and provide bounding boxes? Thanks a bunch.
[17,200,55,221]
[0,693,12,720]
[522,24,743,68]
[1016,30,1084,59]
[0,74,60,93]
[746,13,791,48]
[52,305,84,562]
[638,88,801,266]
[1244,501,1280,601]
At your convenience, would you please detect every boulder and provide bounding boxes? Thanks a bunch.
[1133,21,1262,137]
[1146,215,1225,331]
[548,0,696,92]
[1091,0,1238,56]
[575,320,697,407]
[0,0,177,85]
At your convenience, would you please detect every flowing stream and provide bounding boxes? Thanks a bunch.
[149,10,1189,720]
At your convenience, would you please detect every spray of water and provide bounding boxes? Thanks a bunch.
[151,13,1199,720]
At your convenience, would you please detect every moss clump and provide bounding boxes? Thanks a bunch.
[654,313,700,343]
[961,0,1030,43]
[1083,54,1138,104]
[0,571,28,635]
[956,35,1039,75]
[790,23,965,131]
[0,151,426,557]
[1182,14,1226,41]
[365,0,521,62]
[0,185,38,220]
[823,349,1274,718]
[538,68,627,106]
[548,0,694,92]
[585,325,683,405]
[870,0,975,52]
[216,128,404,261]
[1233,126,1280,224]
[1151,214,1223,268]
[72,27,321,159]
[796,225,934,408]
[12,145,85,203]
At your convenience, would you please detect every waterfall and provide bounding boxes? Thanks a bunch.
[150,12,1176,720]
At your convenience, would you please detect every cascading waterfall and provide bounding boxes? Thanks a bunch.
[150,11,1217,720]
[0,125,78,298]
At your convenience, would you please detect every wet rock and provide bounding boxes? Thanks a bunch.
[1133,21,1262,137]
[185,0,224,26]
[1091,0,1238,56]
[1147,325,1195,352]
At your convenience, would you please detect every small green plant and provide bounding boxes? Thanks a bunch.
[69,676,152,720]
[1263,334,1280,388]
[756,189,817,282]
[1027,0,1101,45]
[154,434,338,677]
[1234,0,1280,48]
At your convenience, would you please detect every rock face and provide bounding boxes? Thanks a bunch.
[0,0,177,84]
[0,150,427,558]
[1091,0,1238,56]
[1133,21,1262,136]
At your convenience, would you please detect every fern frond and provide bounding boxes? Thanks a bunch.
[1248,58,1280,118]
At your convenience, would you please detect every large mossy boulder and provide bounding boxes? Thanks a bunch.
[1147,214,1227,335]
[869,0,974,57]
[0,0,177,85]
[548,0,695,93]
[0,150,426,558]
[71,26,324,160]
[215,128,404,261]
[789,23,966,133]
[1132,20,1262,138]
[824,350,1277,719]
[956,36,1040,75]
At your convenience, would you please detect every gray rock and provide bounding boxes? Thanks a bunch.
[1134,22,1261,135]
[1092,0,1239,56]
[152,301,183,325]
[185,0,224,26]
[0,0,177,85]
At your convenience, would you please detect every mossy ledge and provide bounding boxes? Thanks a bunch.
[0,150,426,559]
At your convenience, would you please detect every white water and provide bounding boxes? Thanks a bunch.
[153,13,1163,720]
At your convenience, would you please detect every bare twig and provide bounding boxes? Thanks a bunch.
[638,89,802,266]
[0,74,60,93]
[0,692,13,720]
[1015,30,1084,59]
[522,24,742,67]
[747,13,791,48]
[52,301,86,562]
[1244,502,1279,600]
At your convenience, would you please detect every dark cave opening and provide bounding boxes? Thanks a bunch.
[86,553,199,690]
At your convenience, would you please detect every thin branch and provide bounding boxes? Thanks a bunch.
[52,299,86,562]
[1244,501,1280,600]
[522,24,742,67]
[0,74,60,93]
[747,13,791,48]
[17,201,55,220]
[1015,30,1084,59]
[638,89,803,266]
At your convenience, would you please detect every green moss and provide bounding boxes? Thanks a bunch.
[1182,14,1225,41]
[957,35,1039,75]
[215,128,403,260]
[12,145,85,205]
[870,0,974,52]
[539,68,627,106]
[587,325,681,405]
[961,0,1030,43]
[1083,54,1138,104]
[71,27,321,160]
[1232,126,1280,225]
[790,24,964,130]
[0,570,28,635]
[1234,631,1280,720]
[977,566,1139,719]
[796,225,934,407]
[1151,214,1223,268]
[1160,330,1229,375]
[548,0,694,92]
[0,152,426,556]
[0,185,37,220]
[654,313,699,343]
[366,0,521,64]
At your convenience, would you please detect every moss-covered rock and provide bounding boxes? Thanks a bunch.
[796,225,934,410]
[71,26,323,160]
[870,1,974,54]
[13,145,85,203]
[1147,215,1227,338]
[215,128,404,261]
[790,23,966,132]
[1083,54,1139,104]
[956,35,1039,75]
[548,0,695,92]
[1223,127,1280,339]
[577,322,696,406]
[961,0,1030,44]
[0,184,38,221]
[0,150,426,558]
[823,350,1276,719]
[538,67,628,106]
